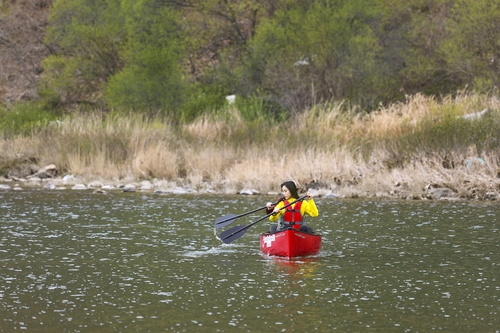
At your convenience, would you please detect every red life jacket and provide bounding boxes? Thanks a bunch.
[283,199,303,229]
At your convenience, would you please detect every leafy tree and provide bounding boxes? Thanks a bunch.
[105,0,187,115]
[41,0,125,107]
[37,0,500,119]
[440,0,500,92]
[396,0,455,96]
[170,0,282,75]
[238,0,390,112]
[166,0,287,113]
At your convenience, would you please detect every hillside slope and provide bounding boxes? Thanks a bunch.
[0,0,52,104]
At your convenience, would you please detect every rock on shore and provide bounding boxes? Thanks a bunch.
[1,164,499,201]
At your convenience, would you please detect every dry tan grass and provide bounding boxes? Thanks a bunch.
[0,137,35,161]
[219,148,281,192]
[183,145,238,182]
[131,142,178,179]
[183,107,245,142]
[121,118,177,179]
[1,93,499,200]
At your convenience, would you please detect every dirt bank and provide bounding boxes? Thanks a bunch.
[0,0,52,104]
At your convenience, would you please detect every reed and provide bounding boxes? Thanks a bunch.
[1,92,499,199]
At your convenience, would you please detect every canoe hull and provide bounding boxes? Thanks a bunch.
[260,229,322,258]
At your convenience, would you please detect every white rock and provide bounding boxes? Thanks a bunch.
[123,184,136,192]
[88,181,103,188]
[172,187,190,194]
[63,175,75,184]
[307,188,320,197]
[240,189,259,195]
[140,180,153,191]
[28,177,42,183]
[461,108,488,120]
[322,190,339,198]
[44,183,57,190]
[35,164,57,178]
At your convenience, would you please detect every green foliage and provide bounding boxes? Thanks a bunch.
[232,95,286,122]
[105,0,188,116]
[236,0,392,112]
[42,0,125,106]
[385,109,500,168]
[440,0,500,92]
[389,0,452,96]
[32,0,500,120]
[180,84,228,122]
[0,0,8,14]
[40,55,86,105]
[0,102,59,137]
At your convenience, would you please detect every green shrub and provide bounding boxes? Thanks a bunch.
[0,102,58,137]
[384,109,500,167]
[232,95,284,122]
[179,84,227,122]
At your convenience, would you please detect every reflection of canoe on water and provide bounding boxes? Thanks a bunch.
[260,229,322,258]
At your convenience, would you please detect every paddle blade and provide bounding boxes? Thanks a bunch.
[214,214,239,229]
[219,225,250,244]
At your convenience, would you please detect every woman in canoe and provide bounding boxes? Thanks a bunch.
[266,181,318,234]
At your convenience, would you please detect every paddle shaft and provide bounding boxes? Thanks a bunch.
[220,195,307,243]
[215,197,282,227]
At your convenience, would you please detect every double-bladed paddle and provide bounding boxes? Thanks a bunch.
[219,195,307,244]
[214,196,283,229]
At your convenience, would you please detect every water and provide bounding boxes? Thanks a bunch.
[1,189,499,332]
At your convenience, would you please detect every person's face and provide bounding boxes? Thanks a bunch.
[281,185,291,200]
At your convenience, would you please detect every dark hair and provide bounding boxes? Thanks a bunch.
[281,181,299,198]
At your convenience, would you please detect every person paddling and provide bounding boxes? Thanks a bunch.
[265,193,284,214]
[266,181,318,234]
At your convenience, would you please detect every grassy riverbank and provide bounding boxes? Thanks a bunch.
[1,93,500,200]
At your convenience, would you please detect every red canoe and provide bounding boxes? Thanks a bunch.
[260,229,322,258]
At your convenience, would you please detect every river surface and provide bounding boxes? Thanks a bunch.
[1,189,499,332]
